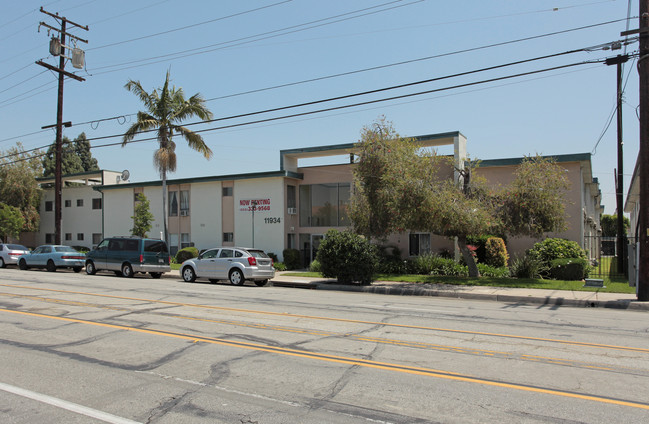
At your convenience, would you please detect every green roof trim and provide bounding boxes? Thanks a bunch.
[94,170,303,191]
[475,153,591,168]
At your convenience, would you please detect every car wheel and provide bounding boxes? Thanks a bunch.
[46,260,56,272]
[85,261,97,275]
[19,259,28,270]
[0,257,5,268]
[229,269,244,286]
[73,267,82,273]
[254,279,268,287]
[121,263,133,278]
[150,272,162,279]
[182,267,196,282]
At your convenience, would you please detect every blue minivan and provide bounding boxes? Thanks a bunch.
[85,237,171,278]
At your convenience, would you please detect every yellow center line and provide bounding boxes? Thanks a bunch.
[2,283,648,353]
[1,307,648,411]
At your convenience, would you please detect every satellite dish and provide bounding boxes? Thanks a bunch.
[121,170,130,181]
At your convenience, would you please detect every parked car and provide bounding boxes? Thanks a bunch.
[181,247,275,286]
[17,245,85,272]
[0,243,30,268]
[85,237,171,278]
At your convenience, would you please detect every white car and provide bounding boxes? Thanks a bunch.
[181,247,275,286]
[0,243,30,268]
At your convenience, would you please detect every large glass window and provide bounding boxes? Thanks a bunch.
[299,183,350,227]
[287,185,296,209]
[168,191,178,216]
[409,233,431,256]
[180,190,189,216]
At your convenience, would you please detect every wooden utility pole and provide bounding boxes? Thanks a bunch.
[36,8,88,245]
[638,1,649,300]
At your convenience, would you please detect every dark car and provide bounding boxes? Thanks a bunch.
[85,237,171,278]
[17,245,85,272]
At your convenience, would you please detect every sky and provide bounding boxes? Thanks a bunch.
[0,0,641,216]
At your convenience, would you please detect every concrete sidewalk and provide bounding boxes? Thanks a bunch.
[168,270,648,310]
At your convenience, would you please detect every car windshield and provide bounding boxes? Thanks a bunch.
[8,244,28,250]
[247,250,269,258]
[55,246,77,252]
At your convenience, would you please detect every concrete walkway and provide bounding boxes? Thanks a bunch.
[168,270,648,311]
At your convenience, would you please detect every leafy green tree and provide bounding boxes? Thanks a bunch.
[122,71,213,243]
[350,118,570,277]
[131,194,154,237]
[0,143,43,232]
[0,203,25,242]
[600,214,630,237]
[42,132,99,178]
[316,229,378,284]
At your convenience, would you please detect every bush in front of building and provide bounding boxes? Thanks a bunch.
[376,244,406,274]
[273,262,287,271]
[282,248,301,270]
[316,229,378,285]
[509,254,547,279]
[309,259,321,273]
[476,263,510,278]
[549,258,590,280]
[175,246,198,263]
[528,238,587,277]
[485,237,509,267]
[408,254,468,277]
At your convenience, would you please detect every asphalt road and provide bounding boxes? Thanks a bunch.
[0,267,648,423]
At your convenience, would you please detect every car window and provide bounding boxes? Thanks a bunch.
[202,249,218,259]
[32,247,42,254]
[8,244,28,250]
[55,246,76,252]
[124,240,139,251]
[0,245,3,251]
[41,246,52,254]
[108,240,121,250]
[219,249,233,258]
[144,240,168,253]
[247,250,269,258]
[97,239,109,249]
[234,250,243,258]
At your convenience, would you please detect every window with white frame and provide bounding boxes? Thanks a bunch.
[180,190,189,216]
[180,233,191,248]
[168,191,178,216]
[409,233,431,256]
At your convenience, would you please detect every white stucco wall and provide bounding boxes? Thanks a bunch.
[234,178,285,257]
[102,189,136,238]
[189,182,222,250]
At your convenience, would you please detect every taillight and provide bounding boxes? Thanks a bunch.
[247,256,257,266]
[139,254,143,263]
[62,255,84,260]
[9,252,21,257]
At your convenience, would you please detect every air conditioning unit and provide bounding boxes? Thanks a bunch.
[180,210,189,216]
[287,207,297,215]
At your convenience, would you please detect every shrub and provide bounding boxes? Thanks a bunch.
[273,262,287,271]
[316,230,378,284]
[267,252,278,263]
[528,238,587,266]
[376,245,407,274]
[485,237,508,267]
[282,248,301,270]
[175,246,198,263]
[409,254,467,276]
[477,263,510,278]
[309,259,321,273]
[509,254,547,279]
[549,258,590,280]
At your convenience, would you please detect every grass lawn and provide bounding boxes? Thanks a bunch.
[283,272,636,294]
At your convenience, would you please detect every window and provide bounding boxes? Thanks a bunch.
[92,198,102,209]
[65,233,72,241]
[169,233,178,256]
[409,233,431,256]
[219,249,233,258]
[222,187,233,196]
[92,233,102,245]
[168,191,178,216]
[180,190,189,216]
[65,200,71,207]
[45,233,54,243]
[134,193,142,202]
[45,201,53,212]
[223,232,234,242]
[77,233,84,241]
[77,199,84,207]
[299,183,350,227]
[287,233,296,249]
[144,240,169,253]
[180,233,191,248]
[287,185,296,209]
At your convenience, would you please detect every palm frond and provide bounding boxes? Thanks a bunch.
[175,126,213,159]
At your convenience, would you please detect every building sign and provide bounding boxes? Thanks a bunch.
[239,198,271,212]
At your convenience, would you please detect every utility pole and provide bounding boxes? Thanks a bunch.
[638,1,649,300]
[36,7,88,245]
[605,54,629,274]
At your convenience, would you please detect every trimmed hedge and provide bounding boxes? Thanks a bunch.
[175,246,198,263]
[485,237,508,267]
[316,229,377,284]
[549,258,590,280]
[282,248,301,270]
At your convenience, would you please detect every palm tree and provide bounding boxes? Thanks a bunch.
[122,71,213,244]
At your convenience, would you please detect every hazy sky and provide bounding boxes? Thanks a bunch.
[0,0,641,215]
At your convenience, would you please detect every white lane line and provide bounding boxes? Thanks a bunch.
[0,382,141,424]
